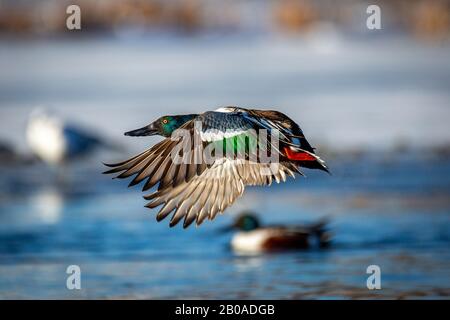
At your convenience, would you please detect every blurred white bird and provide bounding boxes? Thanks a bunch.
[26,109,116,165]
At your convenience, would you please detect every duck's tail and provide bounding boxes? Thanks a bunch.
[308,218,332,248]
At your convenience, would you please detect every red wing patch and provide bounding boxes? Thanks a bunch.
[284,147,317,161]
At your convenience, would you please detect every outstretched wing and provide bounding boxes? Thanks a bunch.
[144,158,300,228]
[243,109,329,172]
[103,119,209,192]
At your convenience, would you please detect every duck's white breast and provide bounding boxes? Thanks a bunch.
[26,117,67,164]
[231,229,273,254]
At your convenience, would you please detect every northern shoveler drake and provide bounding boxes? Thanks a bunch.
[27,109,115,165]
[229,213,331,254]
[104,106,329,228]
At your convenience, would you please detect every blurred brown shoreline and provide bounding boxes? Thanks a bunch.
[0,0,449,42]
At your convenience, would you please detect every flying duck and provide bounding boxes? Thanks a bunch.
[104,106,329,228]
[228,213,331,253]
[27,109,116,165]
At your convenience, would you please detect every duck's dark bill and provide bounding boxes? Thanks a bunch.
[124,124,157,136]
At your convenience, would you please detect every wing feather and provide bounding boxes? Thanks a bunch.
[103,148,153,174]
[117,139,171,179]
[143,158,297,228]
[196,179,216,225]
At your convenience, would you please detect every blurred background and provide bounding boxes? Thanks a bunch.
[0,0,449,299]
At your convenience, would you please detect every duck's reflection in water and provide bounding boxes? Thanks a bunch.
[29,187,64,225]
[232,255,265,272]
[0,187,65,230]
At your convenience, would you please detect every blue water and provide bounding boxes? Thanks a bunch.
[0,35,450,299]
[0,156,449,299]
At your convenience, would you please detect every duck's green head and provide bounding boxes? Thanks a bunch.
[125,114,198,138]
[233,213,261,232]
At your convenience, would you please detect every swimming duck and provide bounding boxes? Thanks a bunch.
[27,109,115,165]
[229,213,331,253]
[104,106,329,228]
